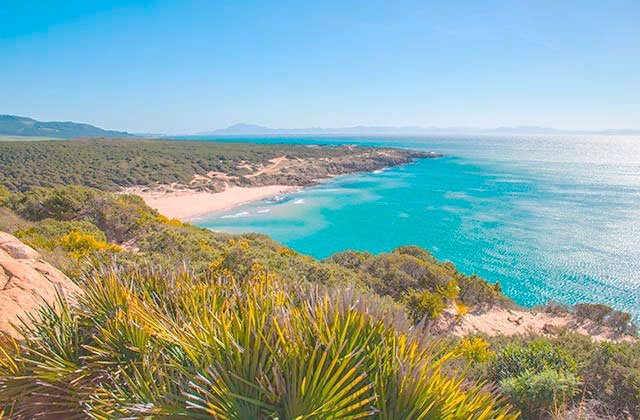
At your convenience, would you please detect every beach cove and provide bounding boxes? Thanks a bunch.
[192,135,640,316]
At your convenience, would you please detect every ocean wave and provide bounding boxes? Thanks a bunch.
[265,195,287,204]
[221,211,250,219]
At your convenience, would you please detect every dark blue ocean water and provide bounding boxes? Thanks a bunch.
[189,135,640,315]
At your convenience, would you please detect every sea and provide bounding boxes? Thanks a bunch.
[187,135,640,316]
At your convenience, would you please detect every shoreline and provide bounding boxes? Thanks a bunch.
[124,185,299,220]
[124,159,422,221]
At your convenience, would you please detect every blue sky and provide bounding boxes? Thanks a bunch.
[1,0,639,133]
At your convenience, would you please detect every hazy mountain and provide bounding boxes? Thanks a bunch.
[0,115,136,139]
[200,123,640,136]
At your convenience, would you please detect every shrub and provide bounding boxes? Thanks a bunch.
[0,267,517,419]
[392,245,437,263]
[405,289,447,322]
[500,369,581,419]
[574,302,613,323]
[14,219,122,262]
[484,332,640,419]
[537,300,571,315]
[0,186,9,206]
[579,339,640,417]
[488,339,577,382]
[605,310,637,334]
[58,230,122,259]
[11,185,99,221]
[457,274,509,307]
[457,337,493,363]
[437,278,460,300]
[326,249,371,270]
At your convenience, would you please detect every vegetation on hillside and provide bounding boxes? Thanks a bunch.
[0,265,516,419]
[0,139,429,192]
[0,185,507,314]
[1,185,639,418]
[457,332,640,419]
[0,114,134,139]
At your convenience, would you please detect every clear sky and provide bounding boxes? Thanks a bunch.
[2,0,639,133]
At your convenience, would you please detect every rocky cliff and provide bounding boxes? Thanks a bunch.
[0,232,82,337]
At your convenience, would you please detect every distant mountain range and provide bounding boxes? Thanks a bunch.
[2,115,639,139]
[0,115,135,139]
[198,123,640,136]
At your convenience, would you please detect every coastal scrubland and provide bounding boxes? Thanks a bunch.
[0,138,433,219]
[0,139,432,192]
[0,139,638,419]
[0,184,638,419]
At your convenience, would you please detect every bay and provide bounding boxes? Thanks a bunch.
[191,135,640,315]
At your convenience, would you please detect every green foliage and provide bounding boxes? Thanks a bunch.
[405,289,447,322]
[329,246,510,309]
[574,302,613,323]
[474,333,640,419]
[457,273,507,306]
[605,310,637,334]
[15,219,106,250]
[11,185,99,221]
[326,249,372,270]
[0,267,517,419]
[1,185,514,314]
[0,185,9,206]
[551,332,640,418]
[457,337,494,364]
[488,339,577,382]
[0,139,422,192]
[499,369,581,419]
[573,302,637,334]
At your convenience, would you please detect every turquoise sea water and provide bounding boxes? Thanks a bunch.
[191,136,640,315]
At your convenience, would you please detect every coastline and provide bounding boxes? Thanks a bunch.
[124,185,299,220]
[124,156,431,221]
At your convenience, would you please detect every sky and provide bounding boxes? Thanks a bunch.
[1,0,639,134]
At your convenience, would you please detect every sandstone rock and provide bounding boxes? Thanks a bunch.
[0,232,82,337]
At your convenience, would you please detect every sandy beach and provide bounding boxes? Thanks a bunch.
[125,185,298,220]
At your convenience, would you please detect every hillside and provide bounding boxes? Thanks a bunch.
[0,115,135,139]
[0,139,637,418]
[0,185,638,418]
[0,139,434,192]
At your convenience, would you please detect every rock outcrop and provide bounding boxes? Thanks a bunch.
[0,232,82,337]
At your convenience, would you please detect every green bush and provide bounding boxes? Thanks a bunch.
[482,333,640,419]
[488,339,577,382]
[326,249,371,270]
[15,219,106,250]
[457,273,508,307]
[578,339,640,418]
[574,302,613,323]
[605,310,637,334]
[329,246,509,308]
[11,185,99,221]
[500,369,581,419]
[405,289,447,322]
[0,267,517,419]
[0,185,9,206]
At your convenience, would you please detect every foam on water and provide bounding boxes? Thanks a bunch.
[220,211,250,219]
